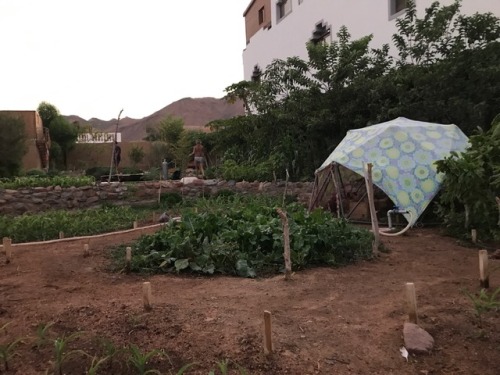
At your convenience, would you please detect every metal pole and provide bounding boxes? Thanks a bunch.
[108,109,124,183]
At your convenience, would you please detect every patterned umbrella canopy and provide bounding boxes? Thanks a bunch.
[317,117,469,225]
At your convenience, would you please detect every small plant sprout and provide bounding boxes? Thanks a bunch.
[0,336,24,371]
[35,321,54,349]
[127,344,165,375]
[464,287,500,327]
[174,362,196,374]
[97,337,125,370]
[52,332,86,375]
[86,355,109,375]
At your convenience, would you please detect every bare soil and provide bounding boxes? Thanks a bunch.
[1,227,499,375]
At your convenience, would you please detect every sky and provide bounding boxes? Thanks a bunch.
[0,0,250,120]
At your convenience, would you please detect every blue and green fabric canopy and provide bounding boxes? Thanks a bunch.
[317,117,469,225]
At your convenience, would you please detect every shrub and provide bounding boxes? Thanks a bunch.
[119,196,373,277]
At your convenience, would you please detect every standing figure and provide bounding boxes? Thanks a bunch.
[113,142,121,174]
[189,140,205,178]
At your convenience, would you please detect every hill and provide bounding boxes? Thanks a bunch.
[65,97,244,141]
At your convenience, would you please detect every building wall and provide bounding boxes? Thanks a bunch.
[243,0,500,80]
[244,0,272,44]
[0,110,46,171]
[22,140,43,171]
[67,141,154,171]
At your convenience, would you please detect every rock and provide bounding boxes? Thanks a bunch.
[403,322,434,354]
[159,212,170,223]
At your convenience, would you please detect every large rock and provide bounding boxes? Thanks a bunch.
[403,322,434,354]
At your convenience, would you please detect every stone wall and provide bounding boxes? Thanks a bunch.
[0,180,314,215]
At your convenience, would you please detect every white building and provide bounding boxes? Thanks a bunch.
[243,0,500,81]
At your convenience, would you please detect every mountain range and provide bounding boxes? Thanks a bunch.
[64,97,245,141]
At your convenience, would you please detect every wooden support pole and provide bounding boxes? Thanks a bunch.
[276,208,292,280]
[152,212,156,223]
[143,282,152,311]
[405,282,418,324]
[83,243,90,258]
[364,163,380,256]
[263,310,273,355]
[133,221,138,229]
[59,231,65,239]
[479,250,489,289]
[125,246,132,272]
[3,237,12,264]
[471,229,477,244]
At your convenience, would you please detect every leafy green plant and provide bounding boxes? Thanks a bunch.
[0,206,151,243]
[127,344,165,375]
[0,175,95,189]
[97,337,125,369]
[436,117,500,240]
[173,362,196,374]
[86,355,109,375]
[208,359,249,375]
[117,195,372,277]
[0,336,24,371]
[52,332,86,375]
[464,287,500,327]
[34,321,54,350]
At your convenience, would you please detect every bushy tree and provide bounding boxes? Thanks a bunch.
[128,145,145,168]
[435,115,500,240]
[0,114,27,177]
[37,102,78,169]
[145,115,184,144]
[216,0,500,181]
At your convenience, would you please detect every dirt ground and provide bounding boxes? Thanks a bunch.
[1,226,499,375]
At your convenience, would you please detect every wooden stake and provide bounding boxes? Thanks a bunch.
[471,229,477,244]
[364,163,380,256]
[83,243,90,258]
[59,231,65,239]
[152,212,156,222]
[143,282,152,311]
[125,246,132,272]
[3,237,12,264]
[133,221,138,229]
[263,310,273,354]
[405,282,418,324]
[276,208,292,280]
[479,250,489,289]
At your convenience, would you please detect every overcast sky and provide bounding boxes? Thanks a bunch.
[0,0,249,120]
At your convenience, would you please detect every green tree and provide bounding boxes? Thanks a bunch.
[37,102,78,169]
[128,145,145,168]
[0,114,27,177]
[144,115,184,144]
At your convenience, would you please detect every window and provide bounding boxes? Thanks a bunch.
[389,0,408,18]
[277,0,292,21]
[258,6,265,25]
[310,22,331,45]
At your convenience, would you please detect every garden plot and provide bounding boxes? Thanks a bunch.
[0,227,499,374]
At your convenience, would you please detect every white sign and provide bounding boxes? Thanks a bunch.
[77,132,122,143]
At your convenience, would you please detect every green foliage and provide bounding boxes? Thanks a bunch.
[35,322,54,350]
[215,1,500,181]
[126,344,165,375]
[0,114,27,178]
[145,115,184,144]
[86,355,109,375]
[0,175,94,189]
[129,145,146,167]
[0,323,24,372]
[119,196,373,277]
[435,119,500,240]
[0,206,150,243]
[37,102,78,169]
[464,287,500,327]
[160,192,183,207]
[52,332,86,375]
